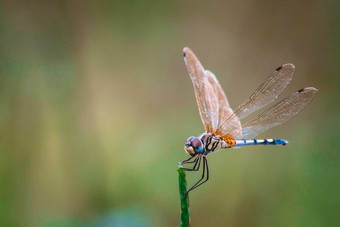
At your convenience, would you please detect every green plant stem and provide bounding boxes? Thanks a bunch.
[178,164,190,227]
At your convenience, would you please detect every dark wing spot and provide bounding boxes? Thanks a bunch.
[276,65,283,71]
[183,51,186,57]
[298,88,305,93]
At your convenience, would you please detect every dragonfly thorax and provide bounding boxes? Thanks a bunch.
[200,132,229,154]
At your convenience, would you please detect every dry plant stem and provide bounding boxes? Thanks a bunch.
[178,164,190,227]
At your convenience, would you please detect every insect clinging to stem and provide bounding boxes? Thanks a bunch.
[181,47,318,195]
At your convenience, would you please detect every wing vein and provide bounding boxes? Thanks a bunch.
[242,87,318,138]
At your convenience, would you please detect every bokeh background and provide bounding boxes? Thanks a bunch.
[0,0,339,226]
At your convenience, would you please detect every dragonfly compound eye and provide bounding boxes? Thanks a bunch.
[184,136,197,156]
[191,138,202,149]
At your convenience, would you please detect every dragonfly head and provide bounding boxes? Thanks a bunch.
[184,136,203,156]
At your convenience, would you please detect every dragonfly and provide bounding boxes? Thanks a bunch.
[181,47,318,195]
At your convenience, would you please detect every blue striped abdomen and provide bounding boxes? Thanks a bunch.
[235,138,287,147]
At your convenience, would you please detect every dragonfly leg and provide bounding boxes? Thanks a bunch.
[185,156,209,197]
[180,155,198,165]
[181,155,202,171]
[187,156,209,192]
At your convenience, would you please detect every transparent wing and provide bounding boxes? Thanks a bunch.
[217,63,295,138]
[205,71,234,126]
[235,64,295,120]
[242,87,318,139]
[183,47,219,132]
[216,113,243,138]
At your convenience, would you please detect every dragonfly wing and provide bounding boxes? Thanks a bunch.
[217,64,295,138]
[184,47,219,132]
[234,64,295,120]
[217,112,243,138]
[204,73,219,131]
[205,70,242,138]
[205,70,233,127]
[242,87,318,139]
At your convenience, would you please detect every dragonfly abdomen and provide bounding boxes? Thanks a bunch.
[235,138,287,146]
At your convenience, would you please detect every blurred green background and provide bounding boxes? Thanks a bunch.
[0,0,339,226]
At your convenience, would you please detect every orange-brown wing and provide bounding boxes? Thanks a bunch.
[183,47,219,132]
[205,70,241,138]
